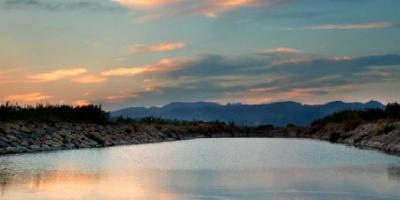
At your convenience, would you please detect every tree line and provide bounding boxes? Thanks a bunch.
[0,103,109,123]
[312,103,400,125]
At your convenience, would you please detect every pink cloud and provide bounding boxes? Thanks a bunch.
[112,0,177,8]
[101,58,185,77]
[128,42,186,54]
[73,99,91,106]
[3,92,52,102]
[27,68,87,82]
[114,0,285,22]
[71,75,108,84]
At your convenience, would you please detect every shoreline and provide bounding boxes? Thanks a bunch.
[0,120,399,156]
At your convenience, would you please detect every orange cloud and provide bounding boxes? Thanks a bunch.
[3,92,52,102]
[101,67,147,77]
[27,68,87,82]
[74,99,91,106]
[128,42,186,54]
[105,94,140,102]
[71,75,108,84]
[101,58,184,77]
[145,58,184,72]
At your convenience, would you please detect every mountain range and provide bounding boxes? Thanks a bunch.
[111,101,384,126]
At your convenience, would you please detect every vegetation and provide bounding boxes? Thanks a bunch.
[312,103,400,126]
[115,116,230,126]
[0,103,109,123]
[382,124,397,134]
[0,102,235,127]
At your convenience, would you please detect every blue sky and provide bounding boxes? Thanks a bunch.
[0,0,399,110]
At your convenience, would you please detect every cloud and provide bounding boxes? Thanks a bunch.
[3,92,51,102]
[101,67,147,77]
[113,0,288,22]
[73,99,91,106]
[99,52,400,107]
[111,0,176,8]
[71,75,108,84]
[1,0,120,11]
[150,53,400,104]
[217,88,328,104]
[27,68,87,82]
[128,42,186,54]
[260,47,303,54]
[101,58,185,77]
[270,56,351,66]
[105,94,140,102]
[307,22,399,30]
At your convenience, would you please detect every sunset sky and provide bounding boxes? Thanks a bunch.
[1,0,400,110]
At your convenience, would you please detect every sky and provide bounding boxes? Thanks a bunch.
[0,0,399,110]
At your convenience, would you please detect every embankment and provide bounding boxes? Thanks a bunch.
[0,120,399,156]
[308,120,400,155]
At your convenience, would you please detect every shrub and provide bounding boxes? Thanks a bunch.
[386,103,400,119]
[0,103,109,123]
[312,103,400,126]
[383,124,396,134]
[329,132,341,143]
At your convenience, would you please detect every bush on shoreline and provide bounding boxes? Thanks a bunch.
[114,116,232,126]
[312,103,400,126]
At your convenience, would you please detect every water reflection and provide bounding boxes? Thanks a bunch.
[0,138,400,200]
[1,167,400,200]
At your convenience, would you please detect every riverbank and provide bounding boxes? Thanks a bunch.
[0,121,306,155]
[0,120,399,156]
[308,120,400,155]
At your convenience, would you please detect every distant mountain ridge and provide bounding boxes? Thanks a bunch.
[111,100,384,126]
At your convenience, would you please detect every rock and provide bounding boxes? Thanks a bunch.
[0,139,10,148]
[32,129,46,138]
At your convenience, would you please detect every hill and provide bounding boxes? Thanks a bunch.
[111,100,384,126]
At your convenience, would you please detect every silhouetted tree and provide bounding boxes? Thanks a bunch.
[0,103,109,123]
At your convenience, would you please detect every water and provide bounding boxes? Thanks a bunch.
[1,138,400,200]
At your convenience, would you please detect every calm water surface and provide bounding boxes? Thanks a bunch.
[1,138,400,200]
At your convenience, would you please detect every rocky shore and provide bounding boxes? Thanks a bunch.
[308,120,400,155]
[0,121,305,155]
[0,120,399,156]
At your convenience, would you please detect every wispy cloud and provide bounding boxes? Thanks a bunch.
[27,68,87,82]
[105,94,140,102]
[307,22,399,30]
[71,75,108,84]
[111,0,176,9]
[1,0,120,11]
[3,92,52,102]
[101,67,147,77]
[260,47,302,54]
[113,0,287,22]
[101,58,185,77]
[128,42,186,54]
[270,56,352,66]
